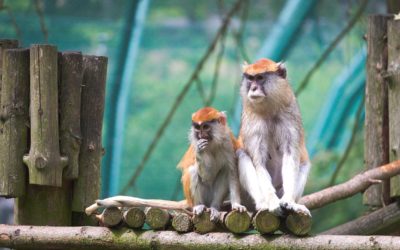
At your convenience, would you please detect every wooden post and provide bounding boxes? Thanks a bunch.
[252,210,280,234]
[72,55,107,225]
[0,39,18,106]
[0,49,29,198]
[59,51,83,179]
[172,212,193,233]
[363,15,390,208]
[222,210,251,234]
[23,44,68,187]
[96,207,122,227]
[388,19,400,198]
[145,207,171,230]
[192,211,216,234]
[123,207,145,229]
[285,212,312,236]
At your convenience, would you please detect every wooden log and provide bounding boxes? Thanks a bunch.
[252,210,280,234]
[96,207,122,227]
[0,48,29,197]
[388,19,400,198]
[322,201,400,235]
[192,210,216,234]
[299,160,400,210]
[3,225,400,250]
[23,44,68,186]
[363,15,390,207]
[59,51,83,180]
[145,207,171,230]
[172,212,193,233]
[0,39,18,107]
[122,207,145,229]
[285,212,312,236]
[222,210,251,234]
[72,55,107,224]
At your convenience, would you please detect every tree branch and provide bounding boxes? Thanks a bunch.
[300,160,400,210]
[1,225,400,250]
[321,201,400,235]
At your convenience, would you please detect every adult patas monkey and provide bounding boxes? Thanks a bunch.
[178,107,246,221]
[237,58,311,216]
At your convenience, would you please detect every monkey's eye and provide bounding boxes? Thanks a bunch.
[202,124,211,131]
[247,75,255,81]
[193,123,201,130]
[256,74,264,81]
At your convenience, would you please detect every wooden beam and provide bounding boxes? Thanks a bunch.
[1,225,400,250]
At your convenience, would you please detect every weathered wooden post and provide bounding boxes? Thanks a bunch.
[388,18,400,198]
[72,55,107,225]
[59,51,83,180]
[123,207,146,229]
[23,44,68,186]
[0,48,29,198]
[145,207,171,230]
[363,15,391,208]
[252,210,280,234]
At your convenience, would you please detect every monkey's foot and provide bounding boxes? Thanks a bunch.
[193,205,206,216]
[280,200,311,217]
[209,207,220,222]
[231,203,247,213]
[196,139,208,152]
[256,199,282,216]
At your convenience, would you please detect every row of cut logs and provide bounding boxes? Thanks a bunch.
[94,207,312,236]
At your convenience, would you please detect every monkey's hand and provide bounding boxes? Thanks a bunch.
[257,196,282,216]
[196,138,209,152]
[209,207,220,222]
[280,199,311,217]
[231,202,247,213]
[193,204,206,216]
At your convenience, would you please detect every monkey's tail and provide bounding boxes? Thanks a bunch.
[85,195,191,215]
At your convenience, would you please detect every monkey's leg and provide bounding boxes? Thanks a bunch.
[228,162,247,212]
[237,149,281,214]
[280,152,310,216]
[294,161,311,201]
[209,171,229,222]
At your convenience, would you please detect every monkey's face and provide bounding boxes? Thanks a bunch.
[241,64,287,104]
[192,120,217,141]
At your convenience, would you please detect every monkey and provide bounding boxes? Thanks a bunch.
[178,107,246,222]
[236,58,311,217]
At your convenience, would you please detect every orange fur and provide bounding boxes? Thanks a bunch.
[191,106,221,124]
[243,58,279,75]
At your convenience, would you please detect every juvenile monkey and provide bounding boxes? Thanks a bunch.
[178,107,246,221]
[237,58,311,216]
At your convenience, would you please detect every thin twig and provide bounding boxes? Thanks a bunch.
[328,95,365,186]
[33,0,48,42]
[205,31,226,106]
[194,76,208,105]
[295,0,368,96]
[120,0,244,194]
[232,0,250,62]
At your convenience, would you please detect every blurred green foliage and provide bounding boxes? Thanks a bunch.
[0,0,385,234]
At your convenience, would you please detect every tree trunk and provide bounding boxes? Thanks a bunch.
[363,15,390,208]
[388,19,400,198]
[1,225,400,250]
[0,48,29,198]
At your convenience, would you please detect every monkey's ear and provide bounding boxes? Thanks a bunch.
[242,61,249,72]
[277,62,287,79]
[218,111,227,126]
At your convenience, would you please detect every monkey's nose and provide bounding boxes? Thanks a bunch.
[251,85,258,91]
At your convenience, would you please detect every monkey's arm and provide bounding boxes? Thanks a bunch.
[228,165,247,212]
[237,149,281,214]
